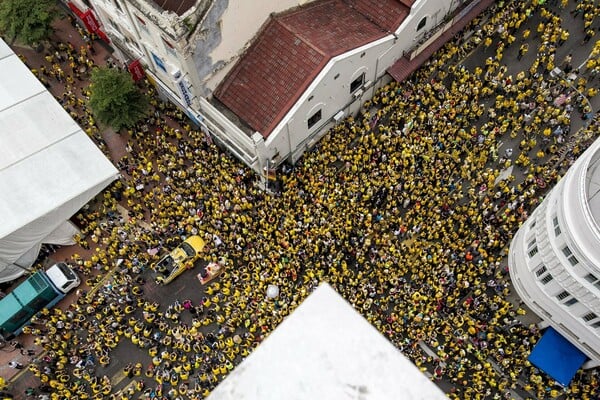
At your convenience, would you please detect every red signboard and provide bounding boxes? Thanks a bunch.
[96,29,111,44]
[67,2,110,44]
[82,10,100,33]
[128,60,145,81]
[67,2,84,18]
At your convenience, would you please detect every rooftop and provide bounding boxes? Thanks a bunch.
[214,0,410,138]
[0,38,118,283]
[206,283,447,400]
[151,0,196,16]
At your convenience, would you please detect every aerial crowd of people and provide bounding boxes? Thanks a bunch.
[6,0,600,399]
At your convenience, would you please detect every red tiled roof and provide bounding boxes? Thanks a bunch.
[214,0,410,138]
[344,0,412,33]
[151,0,196,16]
[398,0,416,7]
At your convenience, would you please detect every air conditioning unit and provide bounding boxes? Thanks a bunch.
[353,89,364,99]
[333,110,345,122]
[363,80,373,89]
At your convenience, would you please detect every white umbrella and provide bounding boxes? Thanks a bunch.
[266,284,280,299]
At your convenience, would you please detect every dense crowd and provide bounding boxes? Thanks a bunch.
[8,0,600,399]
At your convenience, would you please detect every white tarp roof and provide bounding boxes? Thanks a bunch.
[0,38,119,282]
[207,283,447,400]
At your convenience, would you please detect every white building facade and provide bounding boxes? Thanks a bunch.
[77,0,471,175]
[509,138,600,367]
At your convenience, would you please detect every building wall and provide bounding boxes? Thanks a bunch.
[89,0,464,174]
[265,38,392,164]
[509,138,600,364]
[197,0,317,93]
[90,0,205,113]
[265,0,455,165]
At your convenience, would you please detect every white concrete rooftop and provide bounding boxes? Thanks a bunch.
[207,283,447,400]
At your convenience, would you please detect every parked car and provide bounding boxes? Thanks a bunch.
[0,263,80,337]
[152,235,206,284]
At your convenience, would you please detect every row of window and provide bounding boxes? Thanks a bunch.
[537,262,600,291]
[554,289,600,328]
[527,227,578,268]
[551,216,580,266]
[527,238,538,258]
[529,215,562,236]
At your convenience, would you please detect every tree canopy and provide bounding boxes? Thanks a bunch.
[89,67,150,132]
[0,0,58,45]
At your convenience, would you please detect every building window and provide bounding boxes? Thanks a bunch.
[583,312,598,322]
[530,220,536,229]
[334,73,340,80]
[535,265,547,277]
[307,110,322,129]
[552,216,561,236]
[584,273,600,290]
[417,17,427,31]
[528,246,538,258]
[124,36,141,52]
[592,321,600,328]
[108,19,122,36]
[565,297,579,306]
[561,246,579,266]
[540,274,554,285]
[556,291,570,301]
[350,73,365,94]
[308,95,314,102]
[113,0,123,12]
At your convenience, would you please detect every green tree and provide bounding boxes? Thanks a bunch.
[0,0,58,45]
[89,67,149,132]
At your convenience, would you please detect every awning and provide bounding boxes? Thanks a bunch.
[0,38,118,282]
[528,327,587,386]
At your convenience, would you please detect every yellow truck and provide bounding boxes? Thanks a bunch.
[152,235,205,284]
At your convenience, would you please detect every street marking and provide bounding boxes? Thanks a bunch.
[111,370,127,386]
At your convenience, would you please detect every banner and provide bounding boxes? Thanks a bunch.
[128,60,145,82]
[67,2,84,18]
[175,78,193,107]
[67,3,110,43]
[264,167,277,181]
[82,10,100,33]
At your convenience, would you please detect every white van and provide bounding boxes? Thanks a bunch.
[45,262,81,294]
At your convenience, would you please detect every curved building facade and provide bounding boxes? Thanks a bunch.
[509,138,600,365]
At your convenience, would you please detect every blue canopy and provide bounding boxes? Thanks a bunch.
[528,327,587,386]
